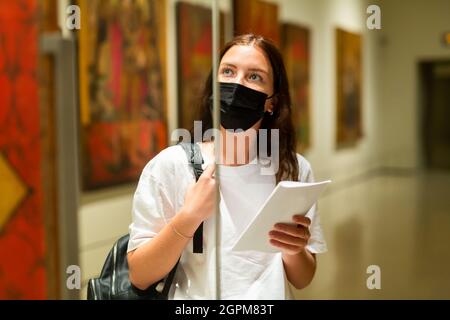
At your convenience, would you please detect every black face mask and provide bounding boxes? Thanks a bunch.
[209,82,272,131]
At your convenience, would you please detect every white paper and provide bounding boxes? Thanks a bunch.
[231,180,331,253]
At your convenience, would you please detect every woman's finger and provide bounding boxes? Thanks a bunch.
[269,230,307,246]
[293,215,311,227]
[274,223,310,238]
[269,239,301,255]
[201,162,216,179]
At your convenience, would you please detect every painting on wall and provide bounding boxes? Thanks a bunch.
[0,0,47,299]
[78,0,167,190]
[176,2,225,131]
[336,28,363,148]
[233,0,279,45]
[281,23,311,152]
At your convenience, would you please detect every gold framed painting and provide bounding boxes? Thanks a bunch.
[336,28,363,148]
[78,0,168,190]
[176,2,225,131]
[233,0,279,45]
[281,23,311,153]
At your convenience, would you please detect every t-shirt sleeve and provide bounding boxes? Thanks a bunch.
[127,156,177,253]
[298,155,328,254]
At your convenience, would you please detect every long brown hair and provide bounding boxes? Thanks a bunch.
[190,34,299,183]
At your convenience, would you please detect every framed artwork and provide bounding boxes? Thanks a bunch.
[78,0,167,190]
[281,23,311,152]
[176,2,225,131]
[233,0,279,45]
[336,28,363,148]
[0,0,47,299]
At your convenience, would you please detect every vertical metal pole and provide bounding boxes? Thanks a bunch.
[40,33,80,300]
[212,0,221,300]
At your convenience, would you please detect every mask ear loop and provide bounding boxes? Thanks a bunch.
[266,93,277,116]
[266,93,276,100]
[266,73,282,116]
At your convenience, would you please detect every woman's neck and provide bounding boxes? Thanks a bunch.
[221,137,251,166]
[201,129,258,166]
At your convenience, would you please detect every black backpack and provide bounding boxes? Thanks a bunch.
[87,142,204,300]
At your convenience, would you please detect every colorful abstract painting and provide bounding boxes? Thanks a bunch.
[233,0,279,45]
[78,0,168,190]
[336,28,363,148]
[0,0,47,299]
[176,2,225,131]
[281,23,311,152]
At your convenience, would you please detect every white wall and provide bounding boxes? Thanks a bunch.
[377,0,450,168]
[77,0,379,298]
[273,0,383,185]
[77,0,450,299]
[78,186,135,298]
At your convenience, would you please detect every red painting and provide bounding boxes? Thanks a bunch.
[78,0,168,190]
[0,0,47,299]
[176,2,225,131]
[233,0,279,45]
[336,28,363,148]
[281,23,311,152]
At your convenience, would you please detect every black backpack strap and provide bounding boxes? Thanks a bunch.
[160,143,204,298]
[193,223,203,254]
[178,142,204,254]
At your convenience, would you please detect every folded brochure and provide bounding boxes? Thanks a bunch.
[232,180,331,253]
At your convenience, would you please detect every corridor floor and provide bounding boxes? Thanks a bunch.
[294,170,450,299]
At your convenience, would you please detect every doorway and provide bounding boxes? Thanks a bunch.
[420,60,450,170]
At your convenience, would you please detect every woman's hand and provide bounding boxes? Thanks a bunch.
[181,163,217,223]
[268,215,311,255]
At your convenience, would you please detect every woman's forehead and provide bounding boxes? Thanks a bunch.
[220,45,272,74]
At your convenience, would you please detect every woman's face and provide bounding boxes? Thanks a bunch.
[218,45,275,114]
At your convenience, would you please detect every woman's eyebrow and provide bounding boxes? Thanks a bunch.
[248,68,269,75]
[220,62,268,75]
[220,62,237,69]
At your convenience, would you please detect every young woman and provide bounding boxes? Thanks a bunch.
[127,34,327,299]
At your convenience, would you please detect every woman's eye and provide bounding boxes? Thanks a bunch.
[249,73,262,82]
[222,68,234,76]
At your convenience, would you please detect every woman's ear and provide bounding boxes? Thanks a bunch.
[265,95,277,113]
[271,96,278,111]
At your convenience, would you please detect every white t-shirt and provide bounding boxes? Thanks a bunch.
[127,143,327,299]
